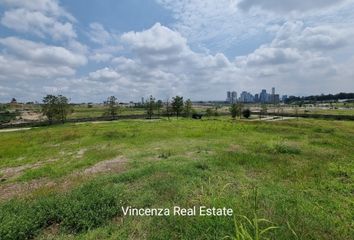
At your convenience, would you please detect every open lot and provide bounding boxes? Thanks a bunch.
[0,118,353,239]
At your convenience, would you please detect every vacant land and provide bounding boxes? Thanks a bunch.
[0,118,353,239]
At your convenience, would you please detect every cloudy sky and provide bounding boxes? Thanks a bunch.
[0,0,353,102]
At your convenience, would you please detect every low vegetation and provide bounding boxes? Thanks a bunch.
[0,118,353,239]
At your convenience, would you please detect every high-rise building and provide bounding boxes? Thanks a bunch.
[226,91,231,102]
[231,91,237,103]
[282,95,288,102]
[272,87,275,95]
[254,94,259,102]
[260,89,267,103]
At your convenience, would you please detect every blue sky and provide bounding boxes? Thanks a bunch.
[0,0,354,102]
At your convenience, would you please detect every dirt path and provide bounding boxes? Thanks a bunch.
[0,128,31,133]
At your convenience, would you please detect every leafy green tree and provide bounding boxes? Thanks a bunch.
[42,95,70,124]
[171,96,184,119]
[230,103,237,119]
[184,99,193,117]
[57,95,70,123]
[230,103,243,119]
[146,95,156,119]
[105,96,119,117]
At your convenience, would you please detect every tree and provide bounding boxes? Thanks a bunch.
[260,104,267,119]
[242,108,251,119]
[105,96,119,117]
[146,95,155,119]
[205,108,214,117]
[165,98,171,120]
[42,95,58,123]
[56,95,70,123]
[171,96,184,119]
[230,103,237,119]
[42,94,70,124]
[184,99,193,117]
[156,100,163,116]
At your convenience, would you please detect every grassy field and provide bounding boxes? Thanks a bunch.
[0,118,353,239]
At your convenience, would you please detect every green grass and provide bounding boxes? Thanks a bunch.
[68,105,145,119]
[0,118,353,239]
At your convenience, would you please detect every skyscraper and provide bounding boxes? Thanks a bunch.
[226,91,231,102]
[260,89,267,103]
[231,91,237,103]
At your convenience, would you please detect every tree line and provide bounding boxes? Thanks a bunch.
[39,94,254,124]
[285,92,354,104]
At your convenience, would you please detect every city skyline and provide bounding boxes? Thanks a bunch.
[0,0,354,103]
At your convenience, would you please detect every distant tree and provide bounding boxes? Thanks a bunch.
[42,95,58,124]
[242,108,251,119]
[10,98,17,104]
[205,108,214,117]
[56,95,70,123]
[105,96,119,117]
[230,103,237,119]
[42,94,70,124]
[146,95,156,119]
[184,99,193,117]
[171,96,184,119]
[295,105,299,120]
[165,98,171,120]
[156,100,163,116]
[214,106,220,117]
[260,104,267,119]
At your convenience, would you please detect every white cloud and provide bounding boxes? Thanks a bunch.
[0,37,87,67]
[0,0,75,21]
[238,0,347,13]
[0,0,76,40]
[1,8,76,40]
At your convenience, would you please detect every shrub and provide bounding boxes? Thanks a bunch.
[242,109,251,119]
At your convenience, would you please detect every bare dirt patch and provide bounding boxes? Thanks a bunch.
[82,157,127,174]
[228,144,243,152]
[0,156,128,201]
[0,159,58,180]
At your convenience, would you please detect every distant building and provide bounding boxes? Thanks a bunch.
[240,91,254,103]
[226,91,237,103]
[260,89,267,103]
[226,91,231,102]
[231,91,237,103]
[254,94,259,102]
[281,95,288,102]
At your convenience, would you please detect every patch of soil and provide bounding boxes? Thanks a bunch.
[228,144,242,152]
[0,159,58,180]
[82,157,127,174]
[0,156,127,201]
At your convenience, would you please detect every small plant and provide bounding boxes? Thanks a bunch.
[158,151,172,159]
[226,188,278,240]
[226,214,278,240]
